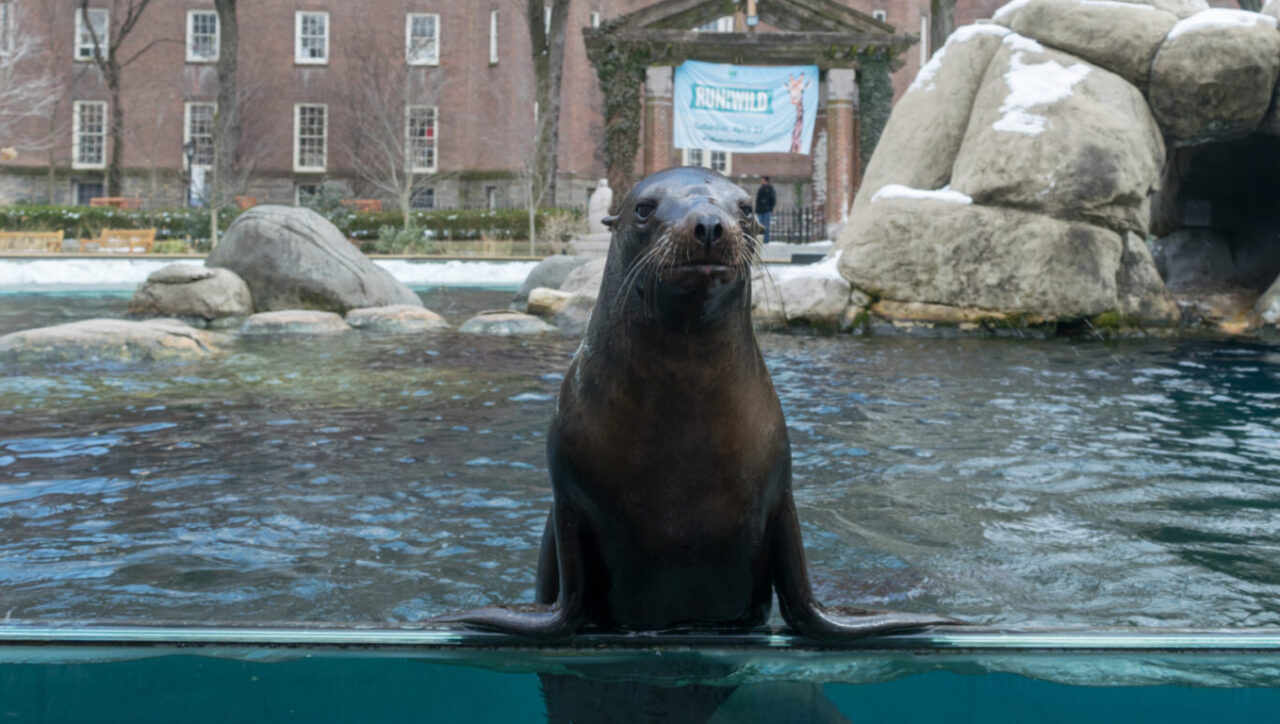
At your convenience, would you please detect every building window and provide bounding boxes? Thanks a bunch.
[295,183,320,206]
[695,16,734,32]
[411,188,435,210]
[590,11,601,28]
[183,102,215,169]
[872,10,887,21]
[489,10,499,64]
[293,104,327,172]
[72,100,107,169]
[75,181,104,206]
[295,11,328,65]
[484,185,498,210]
[74,8,109,61]
[683,148,731,175]
[406,106,437,173]
[406,13,439,65]
[186,10,218,62]
[544,5,551,34]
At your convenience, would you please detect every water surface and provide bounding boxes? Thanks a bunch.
[1,289,1278,628]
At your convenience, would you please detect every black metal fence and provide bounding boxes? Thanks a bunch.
[764,206,826,244]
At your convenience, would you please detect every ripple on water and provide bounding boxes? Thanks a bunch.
[0,291,1278,627]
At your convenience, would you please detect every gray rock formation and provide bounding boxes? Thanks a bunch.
[239,310,350,336]
[1149,10,1280,143]
[1254,275,1280,326]
[0,318,219,362]
[459,311,554,335]
[345,305,448,333]
[128,264,253,323]
[511,255,592,310]
[951,35,1164,234]
[208,205,422,314]
[840,196,1123,319]
[560,257,607,297]
[837,4,1280,329]
[852,24,1010,220]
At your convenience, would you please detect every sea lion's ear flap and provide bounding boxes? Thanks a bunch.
[753,218,766,235]
[602,215,619,229]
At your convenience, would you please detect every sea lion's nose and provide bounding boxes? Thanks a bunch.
[693,215,724,250]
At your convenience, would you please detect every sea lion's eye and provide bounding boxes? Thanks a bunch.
[635,201,657,220]
[738,202,753,216]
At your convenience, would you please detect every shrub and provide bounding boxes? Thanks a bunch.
[373,224,435,254]
[0,205,241,240]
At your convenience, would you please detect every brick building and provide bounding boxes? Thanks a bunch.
[0,0,1008,214]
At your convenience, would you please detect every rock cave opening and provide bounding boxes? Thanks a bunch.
[1151,133,1280,322]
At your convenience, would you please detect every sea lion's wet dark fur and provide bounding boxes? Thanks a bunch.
[436,167,957,640]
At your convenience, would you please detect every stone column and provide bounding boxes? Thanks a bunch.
[644,66,674,176]
[824,68,857,233]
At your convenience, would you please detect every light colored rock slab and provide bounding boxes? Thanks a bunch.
[239,310,350,336]
[345,305,448,333]
[0,318,218,362]
[459,311,554,335]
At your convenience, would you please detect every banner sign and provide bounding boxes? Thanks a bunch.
[673,60,819,155]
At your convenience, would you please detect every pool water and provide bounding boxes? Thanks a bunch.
[0,288,1279,631]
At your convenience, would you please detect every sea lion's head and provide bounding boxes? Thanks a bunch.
[601,167,760,326]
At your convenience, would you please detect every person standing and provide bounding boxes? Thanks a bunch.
[755,176,776,244]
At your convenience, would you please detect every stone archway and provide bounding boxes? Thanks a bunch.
[583,0,914,230]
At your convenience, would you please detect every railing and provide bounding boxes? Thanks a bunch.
[765,205,825,243]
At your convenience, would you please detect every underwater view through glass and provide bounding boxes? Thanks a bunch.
[1,286,1278,630]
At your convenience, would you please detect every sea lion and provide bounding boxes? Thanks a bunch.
[436,167,957,639]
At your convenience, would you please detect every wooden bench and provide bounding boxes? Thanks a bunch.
[343,199,383,212]
[0,230,65,253]
[89,197,143,210]
[81,228,157,254]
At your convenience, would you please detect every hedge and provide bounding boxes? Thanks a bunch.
[0,204,581,243]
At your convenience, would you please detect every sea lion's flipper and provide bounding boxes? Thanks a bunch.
[771,502,964,640]
[429,504,585,640]
[534,512,558,604]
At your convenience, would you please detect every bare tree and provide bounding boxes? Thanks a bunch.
[79,0,175,196]
[0,1,59,155]
[523,0,570,209]
[334,28,447,231]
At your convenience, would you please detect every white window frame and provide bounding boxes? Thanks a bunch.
[294,11,328,65]
[293,103,327,173]
[920,15,929,63]
[405,12,439,66]
[405,105,438,173]
[872,10,887,22]
[294,183,320,206]
[183,101,216,170]
[682,148,731,175]
[186,10,219,63]
[590,11,601,28]
[72,100,108,170]
[696,15,734,32]
[74,8,109,62]
[489,10,499,64]
[544,5,551,34]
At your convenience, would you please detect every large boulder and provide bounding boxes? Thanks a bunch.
[1148,9,1280,144]
[208,205,422,314]
[851,24,1010,219]
[1010,0,1178,89]
[239,310,350,336]
[459,311,554,335]
[950,35,1164,234]
[0,318,218,362]
[560,256,607,296]
[511,255,592,310]
[128,264,252,323]
[345,305,448,333]
[837,196,1123,320]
